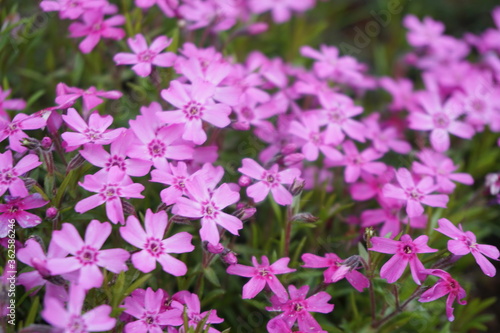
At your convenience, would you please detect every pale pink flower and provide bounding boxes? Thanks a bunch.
[114,34,176,77]
[226,256,295,301]
[435,218,500,277]
[42,284,116,332]
[75,167,145,224]
[238,158,301,206]
[382,168,449,217]
[403,15,445,48]
[0,112,47,152]
[55,83,122,112]
[249,0,315,23]
[0,194,48,236]
[171,291,224,333]
[0,150,42,197]
[69,10,125,53]
[369,234,437,284]
[47,220,130,289]
[120,209,194,275]
[0,88,26,119]
[40,0,110,19]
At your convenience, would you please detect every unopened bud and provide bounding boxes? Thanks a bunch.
[238,175,252,187]
[232,121,250,131]
[20,137,40,150]
[281,143,297,155]
[204,241,225,254]
[169,215,192,225]
[247,22,268,35]
[289,178,305,196]
[40,137,53,150]
[343,255,363,270]
[67,153,86,172]
[32,258,51,278]
[46,207,58,220]
[23,178,37,189]
[233,206,257,221]
[291,212,319,223]
[122,200,136,217]
[221,250,238,265]
[283,153,305,167]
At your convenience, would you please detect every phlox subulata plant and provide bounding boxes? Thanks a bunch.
[1,0,500,332]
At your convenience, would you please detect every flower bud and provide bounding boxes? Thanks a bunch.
[238,175,252,187]
[291,212,319,223]
[221,250,238,265]
[20,137,40,150]
[289,178,305,196]
[67,153,86,172]
[46,207,58,220]
[281,143,297,155]
[122,200,136,217]
[40,137,53,150]
[169,215,192,225]
[343,255,363,270]
[233,206,257,221]
[232,121,250,131]
[247,22,268,35]
[283,153,305,167]
[204,241,225,254]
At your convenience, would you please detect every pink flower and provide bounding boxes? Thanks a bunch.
[369,234,437,284]
[331,140,387,183]
[267,318,327,333]
[382,168,449,217]
[419,269,466,321]
[62,108,124,151]
[0,88,26,119]
[409,93,475,152]
[378,77,415,112]
[69,10,125,53]
[173,175,242,245]
[47,220,130,289]
[158,80,231,145]
[17,238,68,302]
[435,218,500,277]
[266,285,334,332]
[0,112,47,152]
[42,284,116,332]
[289,113,343,161]
[0,194,48,236]
[363,113,411,154]
[120,209,194,275]
[80,130,152,177]
[238,158,301,206]
[114,34,176,77]
[40,0,109,19]
[249,0,315,23]
[151,161,194,205]
[135,0,178,17]
[171,292,224,333]
[301,253,369,292]
[75,167,145,224]
[122,287,182,332]
[0,150,42,197]
[226,256,295,301]
[55,83,122,113]
[412,150,473,193]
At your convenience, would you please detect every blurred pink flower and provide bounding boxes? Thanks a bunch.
[0,150,41,197]
[0,194,48,236]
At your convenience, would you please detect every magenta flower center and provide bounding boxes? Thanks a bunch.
[202,201,219,218]
[145,238,165,257]
[8,205,19,214]
[67,314,88,333]
[328,109,345,124]
[83,128,103,143]
[148,139,166,158]
[258,268,269,276]
[184,101,204,120]
[291,301,305,312]
[346,154,364,165]
[106,155,126,171]
[471,98,485,112]
[309,132,322,145]
[7,122,19,134]
[92,23,102,32]
[262,172,280,187]
[406,188,423,201]
[138,50,155,63]
[100,184,121,200]
[76,246,99,265]
[241,107,254,120]
[175,177,186,191]
[433,113,450,129]
[0,168,16,185]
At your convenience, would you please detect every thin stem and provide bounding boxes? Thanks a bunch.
[284,205,293,257]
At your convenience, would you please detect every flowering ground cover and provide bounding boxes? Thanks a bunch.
[1,0,500,332]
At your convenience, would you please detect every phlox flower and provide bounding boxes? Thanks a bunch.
[47,220,130,289]
[171,291,224,333]
[238,158,301,206]
[55,83,122,112]
[0,150,42,197]
[419,269,466,321]
[226,255,295,301]
[408,93,475,152]
[378,77,415,112]
[369,234,437,284]
[363,113,412,154]
[17,238,68,302]
[0,112,47,152]
[134,0,178,17]
[412,149,473,193]
[267,318,327,333]
[266,285,334,332]
[75,166,145,224]
[403,15,445,48]
[40,0,110,19]
[383,168,449,217]
[120,209,194,275]
[349,167,395,202]
[0,194,49,237]
[114,34,177,77]
[61,108,124,151]
[69,10,125,54]
[42,284,116,332]
[158,80,232,145]
[122,287,182,332]
[435,218,500,277]
[0,88,26,119]
[301,253,369,292]
[249,0,315,24]
[173,175,242,245]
